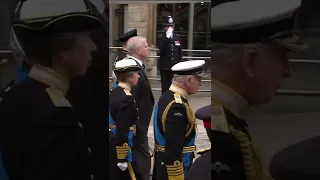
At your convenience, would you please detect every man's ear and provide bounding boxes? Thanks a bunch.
[186,76,192,86]
[242,44,260,77]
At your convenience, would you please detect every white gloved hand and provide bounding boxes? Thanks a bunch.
[166,27,173,38]
[117,162,128,171]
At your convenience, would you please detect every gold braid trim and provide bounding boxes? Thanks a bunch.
[166,160,184,180]
[161,101,196,137]
[229,126,273,180]
[116,143,130,160]
[184,102,196,137]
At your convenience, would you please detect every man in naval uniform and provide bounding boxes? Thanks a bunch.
[185,105,211,180]
[112,29,137,86]
[0,1,103,180]
[157,16,183,94]
[269,135,320,180]
[115,29,138,63]
[210,1,308,180]
[152,60,205,180]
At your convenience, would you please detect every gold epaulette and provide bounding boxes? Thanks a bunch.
[173,93,182,104]
[211,102,229,133]
[166,160,184,180]
[116,143,130,160]
[124,89,132,96]
[45,87,71,107]
[197,147,211,155]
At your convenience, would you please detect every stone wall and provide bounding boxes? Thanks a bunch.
[127,4,157,45]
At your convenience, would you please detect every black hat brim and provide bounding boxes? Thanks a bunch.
[12,13,103,41]
[114,65,141,73]
[118,29,138,42]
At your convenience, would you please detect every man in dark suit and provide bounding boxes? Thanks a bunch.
[118,36,154,180]
[157,16,183,94]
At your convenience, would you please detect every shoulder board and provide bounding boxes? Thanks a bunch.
[211,102,229,133]
[46,87,71,107]
[124,89,132,96]
[197,147,211,155]
[173,93,182,104]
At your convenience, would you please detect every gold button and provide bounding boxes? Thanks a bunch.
[78,123,83,130]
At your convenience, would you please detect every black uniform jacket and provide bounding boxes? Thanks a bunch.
[0,64,91,180]
[185,150,211,180]
[211,78,273,180]
[115,49,128,62]
[109,82,139,180]
[157,32,183,70]
[152,84,196,180]
[109,82,138,162]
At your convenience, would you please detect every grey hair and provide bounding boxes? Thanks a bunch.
[211,43,245,68]
[211,42,267,69]
[172,74,193,83]
[127,36,146,56]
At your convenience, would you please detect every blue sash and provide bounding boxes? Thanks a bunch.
[109,110,133,162]
[17,68,29,83]
[113,81,119,88]
[153,103,196,175]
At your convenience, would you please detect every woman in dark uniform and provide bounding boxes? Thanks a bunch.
[0,1,103,180]
[109,58,141,180]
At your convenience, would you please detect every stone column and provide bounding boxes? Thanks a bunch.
[127,4,157,45]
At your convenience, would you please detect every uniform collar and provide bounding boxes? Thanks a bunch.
[28,64,69,95]
[169,84,188,99]
[118,82,131,91]
[128,56,143,67]
[211,78,249,119]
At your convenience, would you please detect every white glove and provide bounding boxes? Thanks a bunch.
[117,162,128,171]
[166,27,173,39]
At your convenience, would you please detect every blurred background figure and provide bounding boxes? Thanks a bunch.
[185,104,211,180]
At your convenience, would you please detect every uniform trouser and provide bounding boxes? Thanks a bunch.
[132,136,152,180]
[160,70,173,94]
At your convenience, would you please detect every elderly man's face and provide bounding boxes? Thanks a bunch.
[245,43,293,104]
[186,75,203,95]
